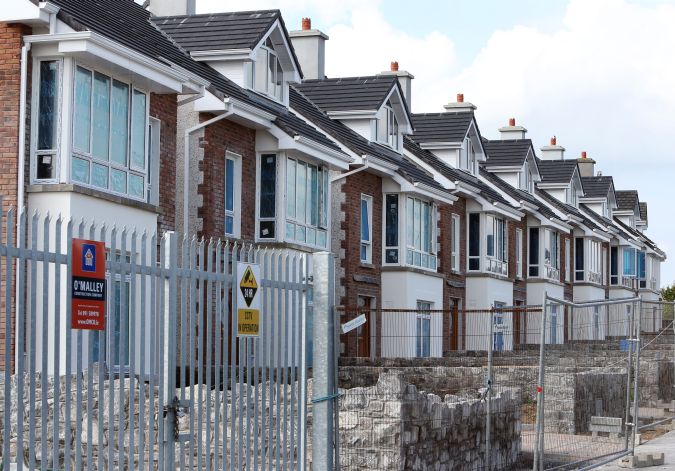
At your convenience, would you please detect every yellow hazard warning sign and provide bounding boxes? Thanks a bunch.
[237,262,261,337]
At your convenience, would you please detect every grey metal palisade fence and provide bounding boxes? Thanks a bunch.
[0,208,335,470]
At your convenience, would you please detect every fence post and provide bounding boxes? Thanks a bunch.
[162,232,178,471]
[623,300,635,451]
[533,291,548,471]
[312,252,336,471]
[631,297,643,455]
[486,306,494,471]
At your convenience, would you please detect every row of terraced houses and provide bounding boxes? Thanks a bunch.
[0,0,666,369]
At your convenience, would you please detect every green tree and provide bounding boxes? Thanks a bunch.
[663,283,675,302]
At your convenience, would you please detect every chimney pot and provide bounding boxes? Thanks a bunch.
[390,61,399,72]
[457,93,464,103]
[581,151,587,159]
[302,17,311,30]
[550,136,557,146]
[509,118,516,127]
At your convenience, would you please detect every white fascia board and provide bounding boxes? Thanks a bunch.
[26,31,199,93]
[537,183,568,190]
[194,90,228,112]
[293,136,352,168]
[380,85,413,133]
[579,197,606,204]
[402,148,455,190]
[589,229,612,243]
[365,155,400,172]
[327,110,378,119]
[485,165,522,172]
[227,97,276,122]
[531,212,572,232]
[190,48,253,62]
[613,210,634,217]
[1,0,52,25]
[394,176,454,205]
[492,201,524,220]
[412,182,457,204]
[419,141,462,150]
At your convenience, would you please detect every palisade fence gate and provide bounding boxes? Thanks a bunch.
[0,208,333,470]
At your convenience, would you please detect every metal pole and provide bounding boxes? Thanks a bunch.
[631,298,643,455]
[162,232,178,471]
[486,306,494,471]
[624,302,635,451]
[312,252,335,471]
[533,291,548,471]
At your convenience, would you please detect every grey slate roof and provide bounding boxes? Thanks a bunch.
[409,112,473,144]
[537,159,579,184]
[581,176,614,199]
[535,189,604,232]
[154,11,279,51]
[479,169,558,220]
[402,137,511,206]
[290,88,448,194]
[293,76,399,113]
[482,139,532,168]
[639,202,648,221]
[50,0,343,155]
[615,190,639,211]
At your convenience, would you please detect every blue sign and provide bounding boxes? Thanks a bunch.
[81,243,97,273]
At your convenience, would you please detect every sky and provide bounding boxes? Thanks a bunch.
[194,0,675,288]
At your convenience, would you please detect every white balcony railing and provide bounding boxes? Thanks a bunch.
[486,258,508,276]
[587,271,602,284]
[621,276,636,290]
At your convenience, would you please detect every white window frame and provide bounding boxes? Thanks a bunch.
[383,193,400,264]
[147,117,160,206]
[224,151,242,238]
[360,194,373,264]
[31,57,63,184]
[376,101,399,150]
[459,137,476,174]
[485,214,507,275]
[451,214,461,272]
[543,229,560,280]
[256,153,279,241]
[284,155,329,249]
[565,238,571,282]
[405,196,437,270]
[247,37,285,102]
[69,62,150,202]
[515,228,523,279]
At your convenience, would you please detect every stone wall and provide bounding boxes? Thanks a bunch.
[339,372,522,471]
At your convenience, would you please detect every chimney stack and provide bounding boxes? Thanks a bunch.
[443,92,477,112]
[577,151,596,177]
[147,0,196,16]
[498,118,527,140]
[540,135,566,160]
[289,18,329,80]
[378,61,415,108]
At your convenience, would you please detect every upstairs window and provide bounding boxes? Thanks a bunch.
[486,215,507,275]
[623,247,636,277]
[529,227,540,277]
[376,101,399,150]
[71,65,149,201]
[360,195,373,263]
[34,60,61,181]
[285,156,329,248]
[384,194,399,263]
[566,186,578,207]
[459,137,476,174]
[246,38,284,102]
[406,197,437,270]
[544,229,559,271]
[451,214,461,272]
[519,162,532,192]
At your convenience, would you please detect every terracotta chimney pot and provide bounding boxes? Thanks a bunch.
[390,61,399,72]
[551,136,557,146]
[581,151,587,159]
[457,93,464,103]
[509,118,516,127]
[301,17,311,30]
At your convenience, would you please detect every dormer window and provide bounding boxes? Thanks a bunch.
[376,102,399,150]
[246,38,284,102]
[459,137,476,174]
[519,161,533,193]
[566,186,577,207]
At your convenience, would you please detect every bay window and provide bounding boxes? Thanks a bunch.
[623,247,636,277]
[406,197,437,270]
[246,38,284,101]
[588,240,601,283]
[529,227,539,277]
[284,156,328,248]
[376,102,399,150]
[544,229,559,279]
[575,238,584,281]
[459,137,476,174]
[451,214,461,272]
[35,60,61,181]
[486,215,507,275]
[384,194,399,263]
[71,65,149,201]
[258,154,277,239]
[360,195,373,263]
[468,213,480,271]
[610,246,619,285]
[638,251,647,288]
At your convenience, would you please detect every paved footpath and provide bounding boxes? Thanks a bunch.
[596,430,675,470]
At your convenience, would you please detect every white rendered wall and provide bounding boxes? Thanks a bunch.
[525,281,564,344]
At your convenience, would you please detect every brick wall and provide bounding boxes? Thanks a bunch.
[0,23,30,372]
[150,93,177,235]
[198,114,256,241]
[510,215,527,304]
[338,171,382,309]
